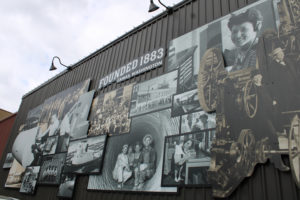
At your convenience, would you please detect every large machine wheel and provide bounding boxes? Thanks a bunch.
[237,129,256,176]
[243,79,258,118]
[198,48,226,112]
[238,129,256,152]
[289,114,300,188]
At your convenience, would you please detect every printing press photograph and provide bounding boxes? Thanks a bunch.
[196,0,300,197]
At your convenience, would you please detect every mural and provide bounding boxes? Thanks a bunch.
[5,159,25,188]
[129,71,178,117]
[162,130,214,186]
[63,135,107,174]
[88,109,179,192]
[181,111,216,134]
[19,166,40,194]
[88,84,134,136]
[197,0,300,197]
[5,0,300,198]
[38,153,66,185]
[171,89,201,117]
[12,80,92,168]
[18,104,43,132]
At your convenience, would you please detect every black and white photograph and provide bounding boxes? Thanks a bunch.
[12,127,40,168]
[129,71,178,117]
[57,174,77,199]
[167,26,204,93]
[32,90,94,161]
[38,153,66,185]
[19,166,40,194]
[88,84,134,136]
[63,135,107,174]
[58,90,95,140]
[162,131,214,186]
[19,104,43,132]
[3,153,14,169]
[38,79,90,134]
[196,0,300,197]
[43,136,58,155]
[5,159,25,188]
[11,80,91,169]
[172,89,201,117]
[88,109,179,192]
[221,0,278,72]
[181,111,216,134]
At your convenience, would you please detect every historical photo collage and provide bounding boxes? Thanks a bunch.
[7,79,107,197]
[7,0,300,198]
[195,0,300,198]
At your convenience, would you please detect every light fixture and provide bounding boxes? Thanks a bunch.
[148,0,173,13]
[149,0,159,12]
[49,56,71,71]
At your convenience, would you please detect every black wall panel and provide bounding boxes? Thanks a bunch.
[0,0,300,199]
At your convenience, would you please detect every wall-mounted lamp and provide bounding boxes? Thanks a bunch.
[49,56,72,71]
[148,0,173,13]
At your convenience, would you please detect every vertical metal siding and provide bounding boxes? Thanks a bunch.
[0,0,300,199]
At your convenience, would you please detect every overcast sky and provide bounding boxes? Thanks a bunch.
[0,0,183,113]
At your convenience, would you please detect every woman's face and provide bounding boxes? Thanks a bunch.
[122,146,128,154]
[231,22,257,48]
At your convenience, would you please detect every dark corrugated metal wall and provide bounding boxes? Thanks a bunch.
[0,0,299,199]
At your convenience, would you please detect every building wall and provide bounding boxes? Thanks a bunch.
[0,0,299,199]
[0,114,16,160]
[0,109,13,121]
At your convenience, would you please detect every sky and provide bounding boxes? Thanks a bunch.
[0,0,183,113]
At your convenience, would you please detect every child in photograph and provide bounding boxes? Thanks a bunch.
[133,142,143,189]
[134,135,156,190]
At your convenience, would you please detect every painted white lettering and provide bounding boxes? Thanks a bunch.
[132,59,138,70]
[114,68,120,79]
[126,63,131,73]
